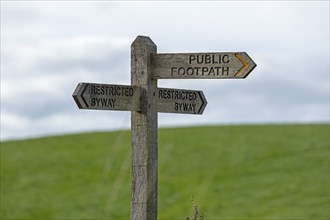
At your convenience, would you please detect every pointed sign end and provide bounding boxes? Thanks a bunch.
[72,83,87,109]
[72,94,83,109]
[235,52,257,78]
[197,91,208,114]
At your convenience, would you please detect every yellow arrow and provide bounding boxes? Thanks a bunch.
[235,53,249,77]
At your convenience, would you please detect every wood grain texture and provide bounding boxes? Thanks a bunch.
[157,87,207,114]
[151,52,256,79]
[131,36,158,220]
[72,83,141,111]
[73,82,207,115]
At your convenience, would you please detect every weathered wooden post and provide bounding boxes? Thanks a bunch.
[73,35,255,220]
[130,36,158,220]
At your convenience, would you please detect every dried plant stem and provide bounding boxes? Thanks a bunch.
[186,204,205,220]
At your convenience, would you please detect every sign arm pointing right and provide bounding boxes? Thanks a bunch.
[234,52,257,78]
[151,52,256,79]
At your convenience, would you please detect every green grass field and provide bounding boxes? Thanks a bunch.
[1,124,329,219]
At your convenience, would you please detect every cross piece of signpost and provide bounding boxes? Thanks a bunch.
[73,36,256,220]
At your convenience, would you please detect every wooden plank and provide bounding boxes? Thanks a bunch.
[157,88,207,114]
[130,35,158,220]
[151,52,256,79]
[73,83,208,115]
[72,82,141,111]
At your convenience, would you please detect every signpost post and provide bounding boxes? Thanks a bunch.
[72,35,256,220]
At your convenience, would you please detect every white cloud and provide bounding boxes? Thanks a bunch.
[1,1,329,140]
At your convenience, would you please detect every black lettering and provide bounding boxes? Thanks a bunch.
[182,103,187,111]
[128,88,133,96]
[186,67,194,75]
[178,67,185,76]
[205,54,211,64]
[111,99,116,107]
[109,87,114,96]
[223,55,230,63]
[166,90,171,99]
[197,55,203,64]
[159,89,164,99]
[202,67,208,75]
[91,85,96,94]
[179,103,184,110]
[208,67,215,76]
[97,85,101,95]
[175,91,179,100]
[101,98,107,107]
[194,67,201,76]
[215,67,221,75]
[116,87,121,96]
[189,55,196,64]
[181,92,186,100]
[212,55,219,64]
[91,98,96,106]
[190,92,196,100]
[93,98,100,106]
[185,103,189,111]
[222,66,229,75]
[171,67,177,76]
[191,103,196,112]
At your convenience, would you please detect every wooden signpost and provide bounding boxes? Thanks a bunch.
[72,36,256,220]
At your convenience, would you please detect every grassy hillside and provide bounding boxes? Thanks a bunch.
[1,124,329,219]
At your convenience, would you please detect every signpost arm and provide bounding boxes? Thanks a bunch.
[131,36,158,220]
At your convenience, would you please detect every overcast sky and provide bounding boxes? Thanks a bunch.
[1,1,329,140]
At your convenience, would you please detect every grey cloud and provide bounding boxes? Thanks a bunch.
[37,49,127,75]
[1,3,42,26]
[201,73,329,124]
[1,1,329,140]
[2,93,72,120]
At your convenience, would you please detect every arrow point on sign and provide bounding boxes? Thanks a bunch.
[197,91,208,114]
[72,83,88,109]
[72,83,82,109]
[235,52,257,78]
